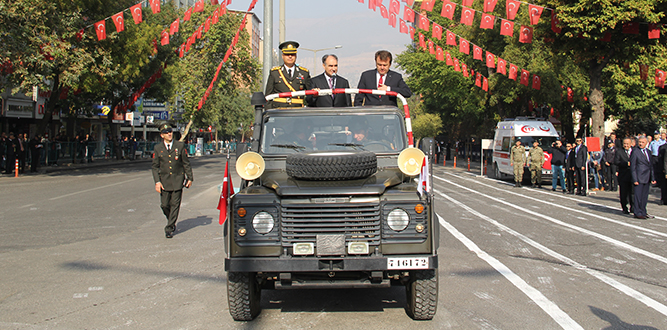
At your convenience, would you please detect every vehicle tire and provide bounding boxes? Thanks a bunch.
[405,269,438,320]
[228,272,261,321]
[286,151,377,180]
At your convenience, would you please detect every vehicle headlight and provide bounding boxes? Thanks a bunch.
[252,211,275,234]
[387,208,410,231]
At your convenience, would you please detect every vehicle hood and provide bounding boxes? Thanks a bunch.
[261,168,404,196]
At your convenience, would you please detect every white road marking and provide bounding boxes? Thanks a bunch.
[440,173,667,239]
[19,204,35,209]
[49,178,140,201]
[437,212,584,329]
[436,190,667,318]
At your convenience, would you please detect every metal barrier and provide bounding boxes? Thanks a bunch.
[31,141,161,165]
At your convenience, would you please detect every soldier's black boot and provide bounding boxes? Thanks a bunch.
[515,182,520,187]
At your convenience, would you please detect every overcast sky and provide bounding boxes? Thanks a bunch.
[234,0,413,86]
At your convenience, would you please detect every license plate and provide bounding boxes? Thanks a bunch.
[387,257,429,270]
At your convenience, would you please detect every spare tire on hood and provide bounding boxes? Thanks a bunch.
[285,151,377,181]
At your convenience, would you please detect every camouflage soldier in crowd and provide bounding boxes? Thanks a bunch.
[529,140,545,188]
[510,140,526,187]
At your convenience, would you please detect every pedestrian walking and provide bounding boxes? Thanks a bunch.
[510,140,526,187]
[630,136,655,219]
[615,138,634,214]
[152,124,194,238]
[529,140,545,188]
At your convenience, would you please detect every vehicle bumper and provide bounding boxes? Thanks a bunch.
[225,255,438,273]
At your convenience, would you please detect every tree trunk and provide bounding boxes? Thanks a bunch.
[35,74,61,136]
[180,114,194,142]
[107,101,122,160]
[588,53,612,150]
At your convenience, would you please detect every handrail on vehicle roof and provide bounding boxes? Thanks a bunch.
[264,88,414,148]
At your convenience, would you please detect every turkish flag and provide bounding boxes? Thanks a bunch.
[404,7,415,23]
[656,69,666,88]
[419,33,426,50]
[400,19,409,34]
[205,17,211,32]
[212,0,219,4]
[446,30,456,45]
[649,23,661,39]
[567,87,574,102]
[403,0,415,5]
[184,8,192,21]
[482,77,488,91]
[160,30,169,46]
[130,4,142,24]
[390,0,400,14]
[197,25,203,39]
[486,51,495,68]
[506,0,520,20]
[509,63,518,80]
[95,20,106,41]
[170,19,179,35]
[601,32,611,42]
[520,69,530,86]
[473,45,482,60]
[441,0,455,20]
[542,152,552,170]
[179,44,184,58]
[421,0,435,11]
[436,46,444,61]
[75,29,84,41]
[461,7,474,26]
[497,57,507,75]
[475,72,481,87]
[471,69,475,77]
[483,0,497,13]
[389,12,397,27]
[480,13,494,29]
[446,52,453,65]
[623,22,639,34]
[532,74,541,90]
[519,25,533,43]
[194,0,205,13]
[551,12,562,33]
[500,19,514,36]
[462,63,469,77]
[528,5,543,25]
[368,0,376,11]
[150,0,161,14]
[640,64,649,80]
[454,58,461,71]
[462,0,474,6]
[432,23,443,39]
[428,40,435,54]
[379,4,389,19]
[409,25,416,39]
[112,12,124,32]
[419,13,429,30]
[459,38,470,54]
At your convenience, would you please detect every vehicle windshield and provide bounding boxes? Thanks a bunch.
[512,136,558,150]
[261,113,405,154]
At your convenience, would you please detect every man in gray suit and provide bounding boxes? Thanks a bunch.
[631,136,656,219]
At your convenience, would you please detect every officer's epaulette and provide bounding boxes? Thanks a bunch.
[271,66,281,71]
[297,65,308,72]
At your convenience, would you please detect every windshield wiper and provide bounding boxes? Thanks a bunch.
[328,143,364,147]
[270,144,306,150]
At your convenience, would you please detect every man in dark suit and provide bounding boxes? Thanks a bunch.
[630,136,656,219]
[354,50,412,107]
[658,142,667,205]
[573,137,588,195]
[565,142,575,194]
[265,41,311,108]
[615,138,634,214]
[307,54,351,107]
[152,124,194,238]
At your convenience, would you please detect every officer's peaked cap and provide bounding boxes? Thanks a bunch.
[280,41,299,54]
[159,123,173,133]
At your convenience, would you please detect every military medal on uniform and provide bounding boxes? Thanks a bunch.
[175,148,179,160]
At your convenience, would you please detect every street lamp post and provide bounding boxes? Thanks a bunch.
[299,45,342,73]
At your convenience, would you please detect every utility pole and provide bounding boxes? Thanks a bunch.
[279,0,285,44]
[262,0,273,90]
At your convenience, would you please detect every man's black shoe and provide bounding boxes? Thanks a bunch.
[622,210,630,214]
[166,232,173,238]
[552,188,556,191]
[646,214,655,219]
[635,215,647,219]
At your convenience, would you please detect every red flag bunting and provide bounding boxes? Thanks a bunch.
[212,0,219,4]
[520,69,530,86]
[551,12,562,33]
[421,0,435,12]
[368,0,376,11]
[623,22,639,34]
[462,63,469,77]
[390,0,400,14]
[131,4,142,24]
[532,75,541,90]
[112,12,124,33]
[170,19,179,35]
[75,29,85,41]
[441,0,455,20]
[446,52,453,65]
[389,12,397,27]
[428,40,435,54]
[480,13,494,29]
[197,25,203,39]
[656,69,666,88]
[509,63,518,80]
[461,7,474,26]
[433,23,443,39]
[463,0,474,6]
[404,7,415,23]
[436,46,444,61]
[486,51,495,68]
[419,33,426,50]
[204,17,211,32]
[179,44,184,57]
[379,4,389,19]
[473,45,483,60]
[475,72,481,87]
[519,25,533,43]
[184,8,192,21]
[409,25,416,39]
[454,58,461,71]
[95,20,107,41]
[649,23,661,39]
[500,19,514,36]
[640,64,649,80]
[483,0,497,13]
[459,38,470,54]
[399,19,409,34]
[528,5,543,25]
[566,87,574,102]
[446,30,456,45]
[161,30,169,46]
[194,0,205,12]
[506,0,520,20]
[497,58,507,75]
[419,13,429,30]
[482,77,489,91]
[150,0,161,14]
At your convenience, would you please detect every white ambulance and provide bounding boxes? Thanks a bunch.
[492,117,560,180]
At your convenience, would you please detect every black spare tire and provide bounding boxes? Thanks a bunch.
[286,151,377,180]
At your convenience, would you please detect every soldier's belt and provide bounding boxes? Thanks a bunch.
[273,97,303,105]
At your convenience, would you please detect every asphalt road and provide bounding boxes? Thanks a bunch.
[1,155,666,329]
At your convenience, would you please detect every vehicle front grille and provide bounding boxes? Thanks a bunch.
[280,202,381,247]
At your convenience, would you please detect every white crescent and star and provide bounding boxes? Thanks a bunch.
[97,23,105,32]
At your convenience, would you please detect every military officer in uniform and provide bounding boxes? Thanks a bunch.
[152,124,193,238]
[529,140,545,188]
[265,41,311,108]
[510,140,526,187]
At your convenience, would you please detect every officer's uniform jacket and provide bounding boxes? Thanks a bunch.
[510,145,526,165]
[152,140,193,191]
[529,146,544,167]
[265,65,311,108]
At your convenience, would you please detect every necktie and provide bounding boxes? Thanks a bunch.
[288,68,293,78]
[378,74,384,87]
[167,144,171,152]
[643,148,649,160]
[329,77,334,99]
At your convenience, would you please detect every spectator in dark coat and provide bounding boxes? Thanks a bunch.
[603,141,617,191]
[547,140,567,192]
[615,138,634,214]
[630,136,655,219]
